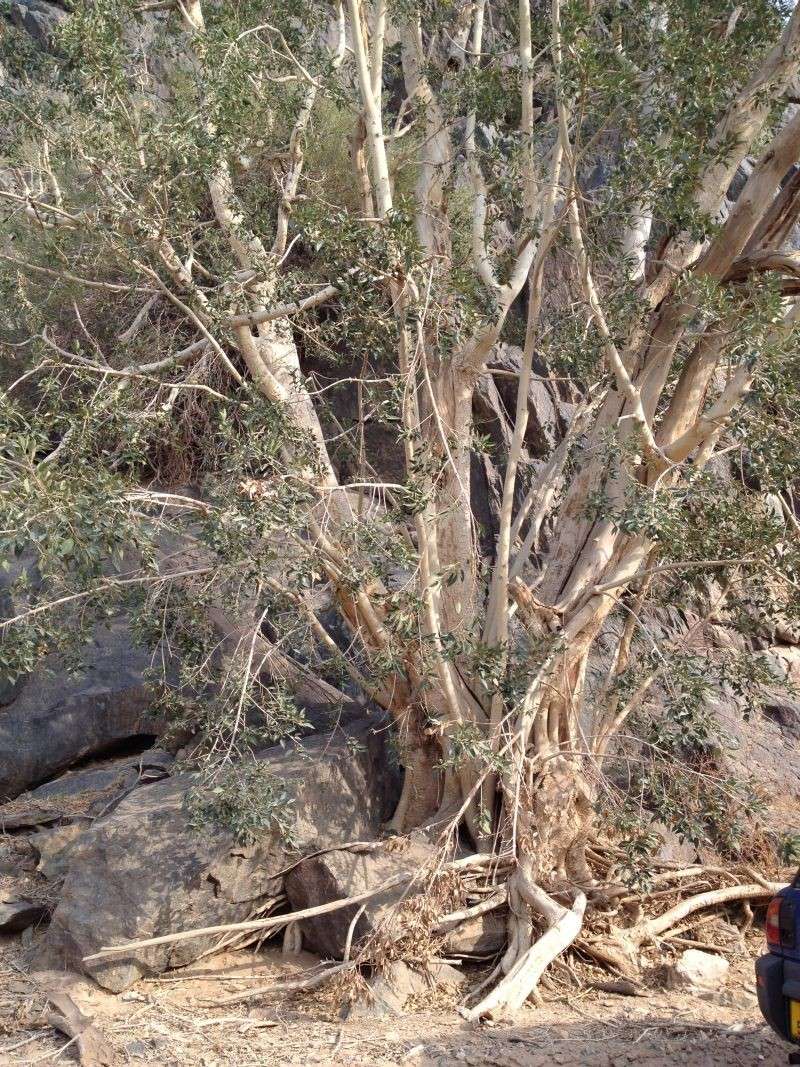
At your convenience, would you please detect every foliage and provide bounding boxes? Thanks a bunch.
[185,758,296,845]
[2,0,800,879]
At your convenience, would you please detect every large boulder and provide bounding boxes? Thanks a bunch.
[0,748,173,831]
[7,0,68,47]
[40,719,398,991]
[285,839,511,963]
[284,838,433,959]
[0,620,158,801]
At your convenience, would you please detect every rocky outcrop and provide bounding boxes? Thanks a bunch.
[0,749,173,831]
[40,719,398,991]
[0,621,159,801]
[7,0,68,47]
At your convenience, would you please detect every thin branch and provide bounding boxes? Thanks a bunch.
[227,285,338,328]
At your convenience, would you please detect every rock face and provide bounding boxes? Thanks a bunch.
[0,621,158,801]
[284,839,433,959]
[475,343,573,461]
[41,719,398,991]
[0,749,173,830]
[666,949,730,992]
[0,897,49,933]
[8,0,68,47]
[711,646,800,823]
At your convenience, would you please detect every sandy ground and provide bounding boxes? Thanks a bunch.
[0,930,794,1067]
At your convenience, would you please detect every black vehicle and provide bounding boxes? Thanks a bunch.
[756,871,800,1059]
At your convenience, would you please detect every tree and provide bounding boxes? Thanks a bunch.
[2,0,800,1018]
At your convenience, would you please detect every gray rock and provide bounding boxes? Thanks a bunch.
[712,692,800,819]
[477,343,569,460]
[443,911,506,958]
[0,620,159,801]
[285,838,433,959]
[345,961,463,1019]
[0,747,172,829]
[124,1040,154,1060]
[666,949,729,992]
[40,719,398,991]
[0,897,49,933]
[762,696,800,740]
[30,822,88,882]
[649,821,698,866]
[8,0,68,48]
[346,962,424,1019]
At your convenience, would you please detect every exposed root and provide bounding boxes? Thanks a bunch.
[586,875,784,977]
[434,890,506,934]
[462,885,587,1022]
[627,880,782,947]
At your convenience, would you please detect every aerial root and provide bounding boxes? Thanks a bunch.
[624,879,782,947]
[461,880,587,1023]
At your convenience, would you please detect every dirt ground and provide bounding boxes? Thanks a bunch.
[0,929,795,1067]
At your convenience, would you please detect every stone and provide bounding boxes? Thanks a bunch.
[649,821,698,866]
[40,718,399,991]
[711,693,800,824]
[0,897,49,933]
[478,343,571,459]
[443,911,507,958]
[30,823,88,882]
[284,838,434,959]
[0,620,159,801]
[666,949,730,992]
[9,0,68,47]
[762,695,800,740]
[0,749,173,830]
[124,1040,153,1059]
[700,986,757,1009]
